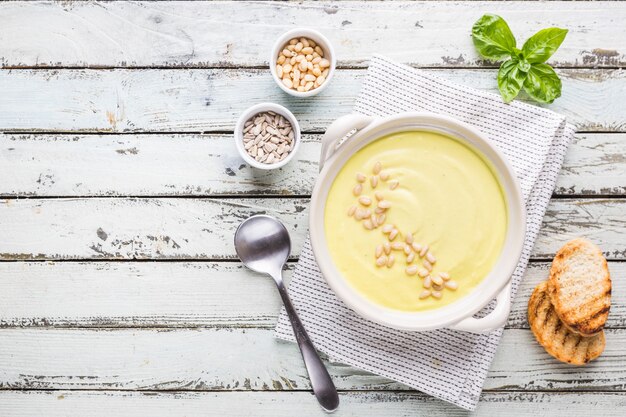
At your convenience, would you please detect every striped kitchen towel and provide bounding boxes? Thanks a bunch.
[274,55,575,410]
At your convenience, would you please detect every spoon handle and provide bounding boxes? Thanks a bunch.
[275,279,340,412]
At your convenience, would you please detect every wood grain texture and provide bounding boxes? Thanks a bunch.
[0,198,624,261]
[1,68,624,133]
[1,1,624,411]
[0,327,623,392]
[1,391,625,417]
[2,133,624,197]
[0,261,623,329]
[2,1,625,69]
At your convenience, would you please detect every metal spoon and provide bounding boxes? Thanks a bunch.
[234,215,339,412]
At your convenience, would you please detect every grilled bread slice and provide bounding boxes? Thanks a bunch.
[547,238,611,336]
[529,282,605,365]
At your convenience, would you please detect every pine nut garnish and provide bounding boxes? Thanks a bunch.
[378,200,392,209]
[277,37,329,92]
[445,280,458,290]
[351,162,457,300]
[355,208,368,220]
[370,214,379,228]
[431,274,443,286]
[391,242,404,251]
[407,252,415,263]
[405,265,418,276]
[426,252,436,264]
[423,260,433,272]
[423,275,432,288]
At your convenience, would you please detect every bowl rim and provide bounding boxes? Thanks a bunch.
[234,102,301,170]
[269,28,336,98]
[309,112,526,331]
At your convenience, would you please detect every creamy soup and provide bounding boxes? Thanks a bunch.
[324,130,508,312]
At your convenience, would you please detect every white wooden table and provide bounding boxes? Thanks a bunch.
[0,1,625,415]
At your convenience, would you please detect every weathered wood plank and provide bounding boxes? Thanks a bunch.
[0,69,624,133]
[1,391,624,417]
[555,133,626,196]
[0,198,623,260]
[2,1,625,68]
[1,133,623,197]
[0,133,319,197]
[0,261,623,329]
[0,327,623,392]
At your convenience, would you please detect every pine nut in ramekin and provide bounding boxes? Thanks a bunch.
[270,28,336,98]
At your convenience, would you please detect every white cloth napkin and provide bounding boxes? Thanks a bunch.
[274,55,575,410]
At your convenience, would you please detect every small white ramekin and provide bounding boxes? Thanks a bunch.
[270,28,336,98]
[234,102,301,170]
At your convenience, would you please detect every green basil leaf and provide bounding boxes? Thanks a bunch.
[472,14,517,60]
[497,59,528,103]
[523,64,562,103]
[516,54,531,72]
[521,28,568,64]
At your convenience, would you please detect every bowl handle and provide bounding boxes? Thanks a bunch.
[319,114,375,171]
[448,282,513,333]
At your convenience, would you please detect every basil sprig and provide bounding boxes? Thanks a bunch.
[472,14,567,104]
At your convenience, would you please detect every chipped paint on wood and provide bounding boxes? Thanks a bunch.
[0,133,623,197]
[0,327,623,393]
[0,1,624,413]
[0,69,625,133]
[0,391,624,417]
[1,1,625,68]
[0,198,624,260]
[0,261,623,329]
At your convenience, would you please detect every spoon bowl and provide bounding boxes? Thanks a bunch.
[234,214,291,277]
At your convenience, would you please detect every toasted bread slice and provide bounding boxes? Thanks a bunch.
[547,238,611,336]
[529,282,605,365]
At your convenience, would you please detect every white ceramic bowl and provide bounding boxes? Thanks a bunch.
[270,28,336,98]
[309,113,526,333]
[234,102,301,170]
